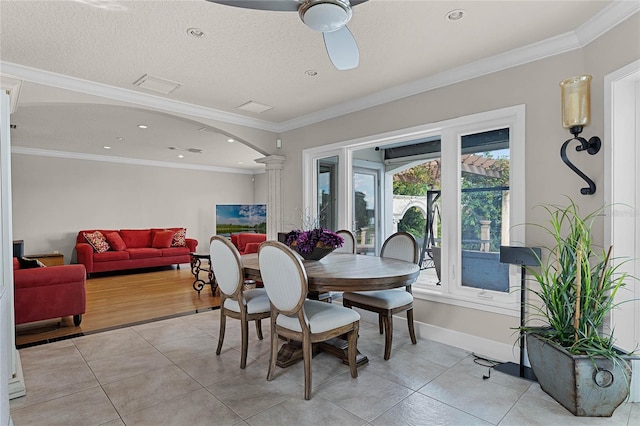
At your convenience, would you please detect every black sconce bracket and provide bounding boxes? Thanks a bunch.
[560,126,601,195]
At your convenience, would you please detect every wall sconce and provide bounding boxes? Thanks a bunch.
[559,75,601,195]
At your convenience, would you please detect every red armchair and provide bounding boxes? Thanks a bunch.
[230,233,267,255]
[13,258,87,326]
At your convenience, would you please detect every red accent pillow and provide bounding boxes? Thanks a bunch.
[104,232,127,251]
[83,231,110,253]
[152,230,174,248]
[171,228,187,247]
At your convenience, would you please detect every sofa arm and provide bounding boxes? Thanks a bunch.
[186,238,198,252]
[14,264,87,289]
[75,242,94,274]
[14,264,86,326]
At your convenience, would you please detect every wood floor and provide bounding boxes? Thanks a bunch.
[15,266,220,347]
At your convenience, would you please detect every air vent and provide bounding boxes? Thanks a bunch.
[133,74,181,95]
[236,100,273,114]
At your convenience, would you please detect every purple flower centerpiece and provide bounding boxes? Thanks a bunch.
[284,228,344,261]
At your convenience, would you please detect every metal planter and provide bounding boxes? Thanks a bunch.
[526,332,634,417]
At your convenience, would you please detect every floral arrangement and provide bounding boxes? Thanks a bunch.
[284,228,344,254]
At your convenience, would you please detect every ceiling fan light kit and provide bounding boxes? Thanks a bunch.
[207,0,366,70]
[299,0,352,32]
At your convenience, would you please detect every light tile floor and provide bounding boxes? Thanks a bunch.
[10,309,639,425]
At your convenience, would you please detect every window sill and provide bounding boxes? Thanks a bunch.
[412,284,520,317]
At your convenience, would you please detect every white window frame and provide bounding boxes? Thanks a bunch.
[302,105,526,316]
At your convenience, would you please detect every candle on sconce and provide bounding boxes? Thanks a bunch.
[560,75,592,130]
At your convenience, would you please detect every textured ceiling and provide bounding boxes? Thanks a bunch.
[1,0,631,171]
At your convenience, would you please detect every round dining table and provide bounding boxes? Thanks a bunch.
[241,252,420,292]
[241,251,421,367]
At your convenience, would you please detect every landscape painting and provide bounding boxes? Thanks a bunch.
[216,204,267,236]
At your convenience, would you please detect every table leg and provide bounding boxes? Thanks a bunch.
[275,338,368,368]
[190,256,206,294]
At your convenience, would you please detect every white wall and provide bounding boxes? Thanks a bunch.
[11,154,259,260]
[274,14,640,355]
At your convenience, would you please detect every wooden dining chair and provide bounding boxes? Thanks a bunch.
[334,229,356,254]
[209,235,271,369]
[258,241,360,400]
[342,231,418,360]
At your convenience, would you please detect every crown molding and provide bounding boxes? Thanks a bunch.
[0,62,280,133]
[2,1,637,134]
[11,147,260,175]
[0,75,23,114]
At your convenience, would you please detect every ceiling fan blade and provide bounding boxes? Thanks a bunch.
[205,0,300,12]
[323,26,359,70]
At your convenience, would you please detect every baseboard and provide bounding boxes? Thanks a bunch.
[8,350,25,399]
[630,360,639,402]
[343,304,518,364]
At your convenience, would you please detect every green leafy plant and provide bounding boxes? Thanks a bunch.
[523,199,634,363]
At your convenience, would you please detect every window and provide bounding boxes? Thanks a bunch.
[303,105,525,315]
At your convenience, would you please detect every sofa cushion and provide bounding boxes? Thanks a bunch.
[161,247,191,257]
[126,248,162,259]
[104,232,127,251]
[84,231,110,253]
[171,228,187,247]
[94,250,130,262]
[152,230,174,248]
[119,229,152,248]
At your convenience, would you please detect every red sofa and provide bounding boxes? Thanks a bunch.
[230,233,266,255]
[75,228,198,277]
[14,258,87,326]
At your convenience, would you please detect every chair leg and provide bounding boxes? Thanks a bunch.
[378,314,384,335]
[267,319,278,381]
[255,319,263,340]
[216,312,226,356]
[407,308,417,344]
[303,336,312,400]
[240,319,249,369]
[383,313,393,360]
[347,324,359,378]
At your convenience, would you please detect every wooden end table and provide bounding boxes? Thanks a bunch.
[190,252,217,295]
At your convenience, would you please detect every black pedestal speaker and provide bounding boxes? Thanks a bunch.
[495,246,541,381]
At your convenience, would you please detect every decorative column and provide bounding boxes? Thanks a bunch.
[255,155,286,240]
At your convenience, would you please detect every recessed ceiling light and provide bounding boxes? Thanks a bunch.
[103,146,111,149]
[178,154,184,158]
[187,28,206,38]
[305,70,318,77]
[116,136,125,141]
[137,124,148,129]
[446,9,465,21]
[238,161,244,165]
[227,138,235,143]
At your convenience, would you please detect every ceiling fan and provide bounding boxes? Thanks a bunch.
[206,0,368,70]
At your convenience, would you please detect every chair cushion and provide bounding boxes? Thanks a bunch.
[276,299,359,333]
[342,289,413,309]
[223,288,270,314]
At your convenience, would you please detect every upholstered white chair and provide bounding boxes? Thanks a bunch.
[210,235,271,369]
[334,229,356,254]
[258,241,360,400]
[342,231,418,360]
